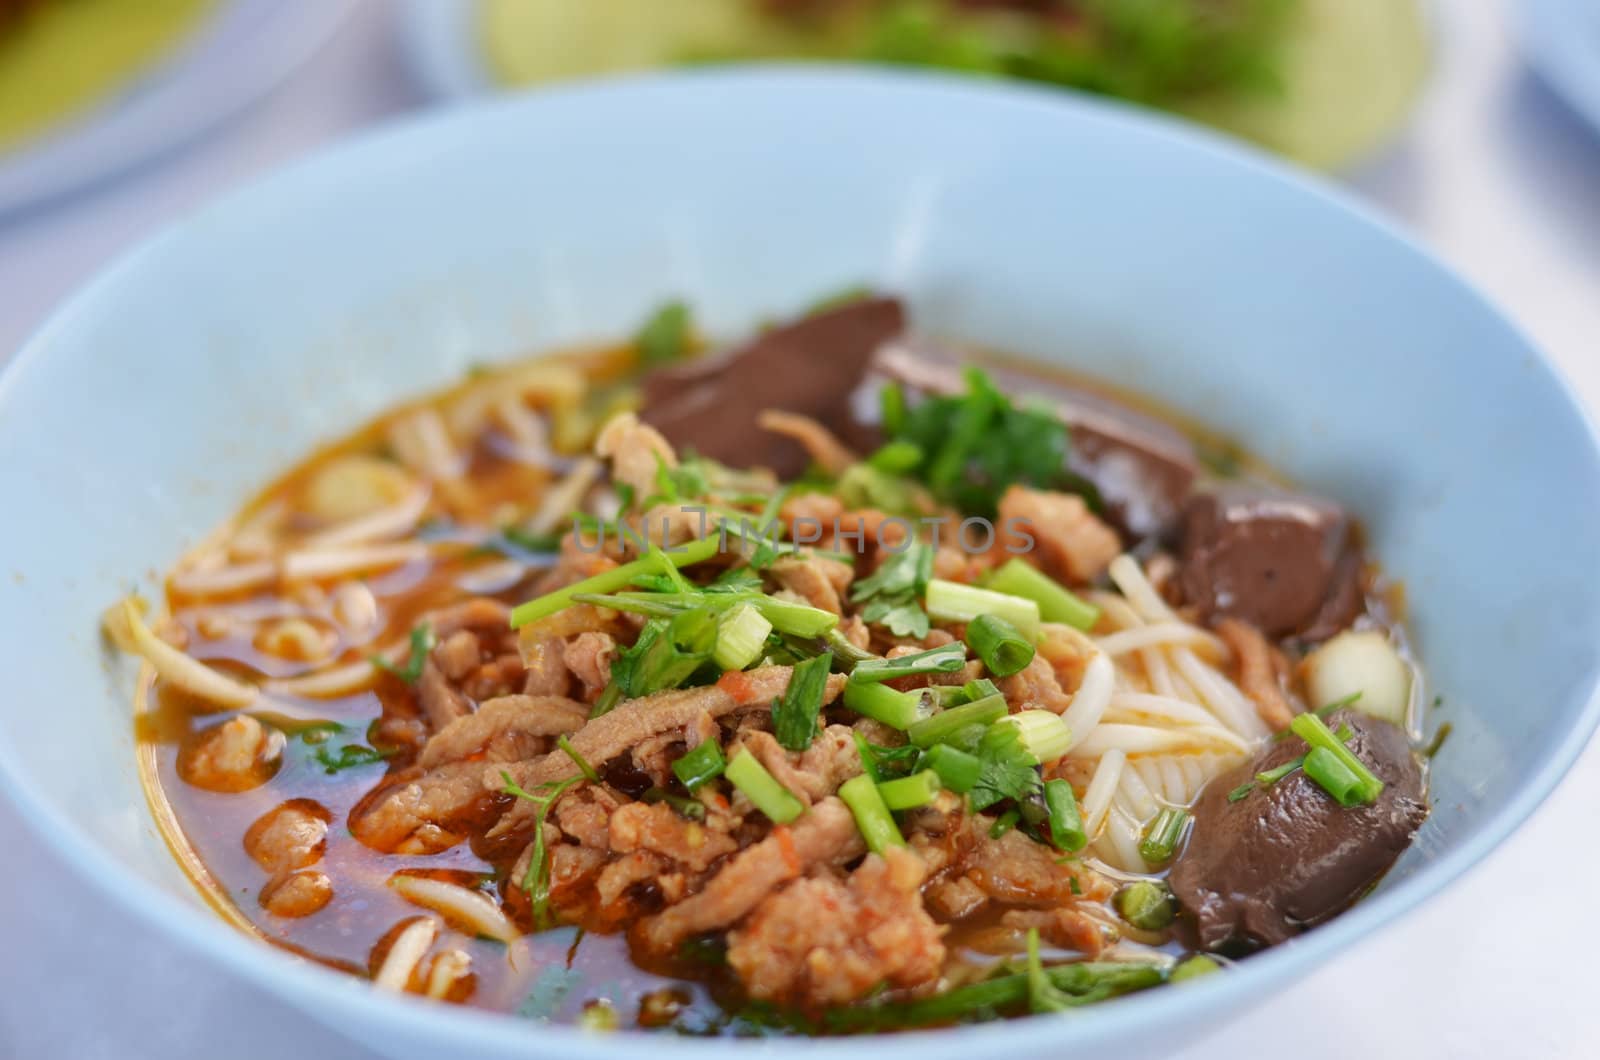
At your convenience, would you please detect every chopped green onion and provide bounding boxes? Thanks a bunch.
[557,735,600,783]
[725,748,805,824]
[1289,712,1384,804]
[880,381,907,436]
[773,652,833,752]
[822,627,877,666]
[575,588,837,639]
[1043,777,1087,851]
[849,641,968,684]
[837,464,922,514]
[986,559,1100,631]
[510,535,723,628]
[1226,782,1256,803]
[963,677,1002,701]
[843,679,928,730]
[1114,880,1176,931]
[839,773,906,853]
[1313,690,1364,718]
[921,743,983,793]
[1024,928,1074,1013]
[867,440,924,474]
[925,579,1041,640]
[922,684,972,708]
[671,738,726,793]
[747,595,839,638]
[1170,955,1222,983]
[1255,755,1305,786]
[989,807,1021,839]
[1138,808,1190,866]
[641,786,707,821]
[876,770,942,811]
[965,613,1037,677]
[907,694,1009,748]
[995,709,1072,764]
[713,603,772,671]
[1302,746,1368,806]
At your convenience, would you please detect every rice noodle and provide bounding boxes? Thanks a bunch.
[1170,648,1268,740]
[1107,554,1179,624]
[1139,646,1177,698]
[1095,623,1227,659]
[118,599,258,711]
[282,542,428,581]
[374,917,438,991]
[301,486,431,550]
[1107,692,1229,729]
[1060,651,1113,751]
[1156,756,1189,804]
[525,456,601,535]
[424,949,472,1000]
[388,875,519,943]
[1102,802,1147,871]
[457,559,527,595]
[492,395,551,464]
[1079,748,1125,840]
[388,408,463,482]
[1116,761,1160,819]
[170,560,277,596]
[263,640,403,698]
[1069,723,1249,758]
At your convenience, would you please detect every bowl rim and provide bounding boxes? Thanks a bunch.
[2,65,1598,1057]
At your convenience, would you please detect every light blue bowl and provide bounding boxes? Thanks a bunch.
[1,70,1596,1059]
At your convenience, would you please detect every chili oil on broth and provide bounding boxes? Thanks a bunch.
[135,342,727,1024]
[130,328,1421,1032]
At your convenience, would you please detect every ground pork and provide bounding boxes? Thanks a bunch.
[727,847,945,1007]
[997,485,1120,584]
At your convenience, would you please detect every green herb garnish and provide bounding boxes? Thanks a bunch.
[773,652,834,752]
[969,720,1043,812]
[371,623,434,685]
[848,542,933,639]
[502,771,585,930]
[884,367,1074,517]
[634,300,692,366]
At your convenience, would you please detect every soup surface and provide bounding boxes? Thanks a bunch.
[116,296,1430,1033]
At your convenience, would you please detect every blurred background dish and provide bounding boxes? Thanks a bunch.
[0,0,355,216]
[401,0,1431,170]
[1521,0,1600,140]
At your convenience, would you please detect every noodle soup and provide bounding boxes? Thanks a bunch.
[110,296,1430,1033]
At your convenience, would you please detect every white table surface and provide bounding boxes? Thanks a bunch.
[3,1,1597,1057]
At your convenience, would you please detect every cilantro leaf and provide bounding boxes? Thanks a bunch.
[969,722,1043,811]
[296,721,395,774]
[850,542,933,639]
[885,367,1074,517]
[312,743,391,774]
[371,623,434,685]
[853,733,922,782]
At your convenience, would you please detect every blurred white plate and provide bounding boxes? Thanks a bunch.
[0,0,356,219]
[1523,0,1600,139]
